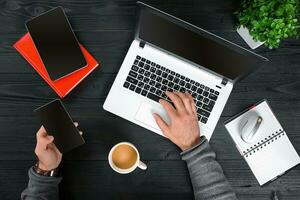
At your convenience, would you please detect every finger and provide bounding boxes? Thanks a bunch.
[36,126,49,150]
[36,126,47,139]
[165,91,186,113]
[79,131,83,136]
[45,135,54,144]
[159,99,177,118]
[176,92,194,114]
[74,122,79,127]
[37,135,54,150]
[153,113,170,136]
[186,93,197,117]
[53,145,62,157]
[48,143,62,156]
[184,92,197,115]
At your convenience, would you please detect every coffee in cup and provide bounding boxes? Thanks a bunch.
[108,142,147,174]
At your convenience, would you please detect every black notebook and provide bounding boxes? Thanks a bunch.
[26,7,87,81]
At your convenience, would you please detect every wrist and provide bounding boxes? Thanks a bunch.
[38,161,59,171]
[38,162,51,171]
[181,136,201,151]
[34,162,59,177]
[180,136,207,155]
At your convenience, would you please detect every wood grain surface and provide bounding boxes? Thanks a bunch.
[0,0,299,199]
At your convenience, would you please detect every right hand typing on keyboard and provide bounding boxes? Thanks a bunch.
[153,91,201,151]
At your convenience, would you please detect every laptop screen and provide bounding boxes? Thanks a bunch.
[137,4,267,81]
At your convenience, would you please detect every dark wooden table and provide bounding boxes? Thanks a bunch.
[1,0,300,199]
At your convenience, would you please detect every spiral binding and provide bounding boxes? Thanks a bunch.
[243,129,285,158]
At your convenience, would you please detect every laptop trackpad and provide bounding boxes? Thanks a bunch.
[135,102,170,132]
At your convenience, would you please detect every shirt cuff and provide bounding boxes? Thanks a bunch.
[180,136,207,156]
[29,167,62,183]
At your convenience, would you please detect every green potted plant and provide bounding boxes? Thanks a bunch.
[235,0,299,49]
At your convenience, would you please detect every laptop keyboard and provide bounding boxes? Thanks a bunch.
[123,55,220,124]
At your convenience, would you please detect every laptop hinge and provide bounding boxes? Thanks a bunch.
[139,41,146,48]
[221,78,228,86]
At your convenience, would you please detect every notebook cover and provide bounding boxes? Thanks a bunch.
[224,100,300,185]
[13,33,99,98]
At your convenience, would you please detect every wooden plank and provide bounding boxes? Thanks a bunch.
[1,31,299,74]
[0,0,240,33]
[1,161,300,200]
[0,51,299,100]
[0,114,299,160]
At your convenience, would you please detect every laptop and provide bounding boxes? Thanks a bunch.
[103,2,268,140]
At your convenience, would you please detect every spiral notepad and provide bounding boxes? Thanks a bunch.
[225,99,300,185]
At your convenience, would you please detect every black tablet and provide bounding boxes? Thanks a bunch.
[34,99,85,153]
[26,7,87,81]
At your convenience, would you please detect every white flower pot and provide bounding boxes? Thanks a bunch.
[236,26,265,49]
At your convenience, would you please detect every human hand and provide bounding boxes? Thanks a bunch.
[34,126,62,171]
[153,92,201,151]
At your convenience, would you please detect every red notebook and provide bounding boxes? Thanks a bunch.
[13,33,99,98]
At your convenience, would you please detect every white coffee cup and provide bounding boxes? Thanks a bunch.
[108,142,147,174]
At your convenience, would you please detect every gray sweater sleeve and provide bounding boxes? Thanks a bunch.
[21,167,62,200]
[181,136,237,200]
